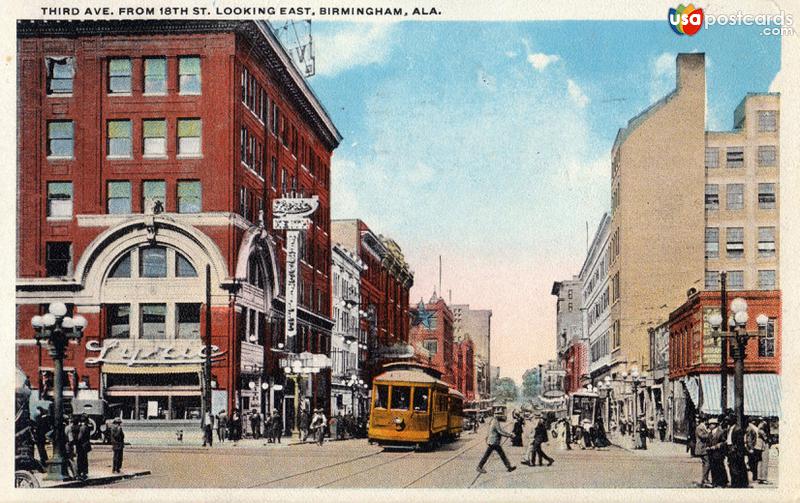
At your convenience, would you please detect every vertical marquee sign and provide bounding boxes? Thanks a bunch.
[273,196,319,350]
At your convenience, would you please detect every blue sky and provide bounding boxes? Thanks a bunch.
[305,21,780,382]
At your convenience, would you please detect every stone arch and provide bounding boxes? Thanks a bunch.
[234,227,280,311]
[75,216,230,304]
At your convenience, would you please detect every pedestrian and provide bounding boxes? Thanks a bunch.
[251,409,262,440]
[523,417,554,467]
[694,414,711,487]
[563,419,572,450]
[657,415,668,442]
[271,409,282,444]
[310,408,327,446]
[33,406,50,465]
[110,418,125,473]
[745,417,762,483]
[329,413,339,441]
[582,419,594,449]
[594,417,609,448]
[637,417,648,450]
[726,413,748,488]
[299,408,310,441]
[75,414,92,481]
[230,408,242,442]
[756,418,770,484]
[511,410,524,447]
[202,410,214,447]
[217,410,227,442]
[476,409,516,474]
[707,417,728,487]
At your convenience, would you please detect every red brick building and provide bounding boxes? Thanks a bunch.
[668,290,781,424]
[454,337,475,400]
[330,219,414,385]
[563,342,588,395]
[16,20,341,427]
[409,295,455,385]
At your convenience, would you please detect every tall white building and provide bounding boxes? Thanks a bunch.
[579,213,613,380]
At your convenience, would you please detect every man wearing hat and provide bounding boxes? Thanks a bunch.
[75,414,92,480]
[707,416,728,487]
[33,406,50,465]
[476,408,516,474]
[310,408,327,446]
[694,414,711,487]
[110,418,125,473]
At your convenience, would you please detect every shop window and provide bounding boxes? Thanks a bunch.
[47,121,74,158]
[143,119,167,156]
[140,246,167,278]
[179,56,201,94]
[108,58,132,94]
[45,242,72,277]
[390,385,410,410]
[177,180,201,214]
[176,303,201,339]
[107,120,132,158]
[177,119,201,156]
[106,304,130,338]
[47,181,73,218]
[109,252,131,278]
[141,303,167,339]
[175,252,197,277]
[46,56,74,95]
[107,181,131,214]
[143,57,167,94]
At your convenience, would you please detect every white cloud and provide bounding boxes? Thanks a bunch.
[650,52,676,101]
[527,53,560,71]
[567,79,589,108]
[313,23,395,77]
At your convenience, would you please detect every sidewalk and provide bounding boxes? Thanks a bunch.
[38,468,152,488]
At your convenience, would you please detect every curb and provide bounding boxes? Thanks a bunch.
[46,470,152,488]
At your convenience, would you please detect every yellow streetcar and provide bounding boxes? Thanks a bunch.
[368,362,462,449]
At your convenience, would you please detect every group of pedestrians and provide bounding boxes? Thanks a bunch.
[694,413,771,488]
[204,408,284,446]
[476,409,556,474]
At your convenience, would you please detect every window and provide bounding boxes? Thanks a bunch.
[758,227,776,257]
[142,180,166,214]
[176,303,201,339]
[568,289,573,299]
[143,57,167,94]
[758,183,776,209]
[759,319,775,357]
[726,184,744,210]
[705,270,720,290]
[47,182,73,218]
[107,181,131,214]
[422,339,438,355]
[177,119,201,155]
[46,57,74,95]
[758,270,776,290]
[390,385,410,410]
[726,270,744,290]
[704,147,719,168]
[240,127,248,165]
[177,181,201,213]
[726,147,744,168]
[107,120,132,158]
[726,227,744,258]
[45,242,71,277]
[271,103,279,135]
[109,252,131,278]
[758,110,777,132]
[413,387,430,412]
[140,246,167,278]
[758,145,777,167]
[143,119,167,156]
[705,228,719,258]
[107,304,130,338]
[141,303,167,339]
[47,121,74,158]
[239,186,249,220]
[179,57,201,94]
[705,184,719,211]
[374,385,389,409]
[176,252,197,277]
[271,157,277,188]
[108,58,132,94]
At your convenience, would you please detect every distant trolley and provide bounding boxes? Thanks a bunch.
[368,362,462,449]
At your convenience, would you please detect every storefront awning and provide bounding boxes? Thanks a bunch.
[102,364,201,374]
[690,374,781,417]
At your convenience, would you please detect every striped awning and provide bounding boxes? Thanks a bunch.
[694,373,781,417]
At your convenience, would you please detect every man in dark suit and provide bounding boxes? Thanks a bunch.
[707,416,728,487]
[75,414,92,480]
[33,406,50,465]
[523,417,554,466]
[726,413,749,487]
[476,410,516,474]
[110,418,125,473]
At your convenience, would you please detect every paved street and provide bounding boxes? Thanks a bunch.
[88,424,778,489]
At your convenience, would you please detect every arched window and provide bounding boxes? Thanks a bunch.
[247,255,264,289]
[176,252,197,277]
[109,252,131,278]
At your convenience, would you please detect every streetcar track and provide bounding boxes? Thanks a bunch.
[315,450,415,488]
[402,436,484,488]
[246,449,384,488]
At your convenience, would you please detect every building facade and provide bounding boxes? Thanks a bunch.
[16,20,341,427]
[551,277,585,394]
[453,335,475,400]
[330,219,413,386]
[330,243,367,418]
[409,294,455,385]
[451,304,491,400]
[579,213,613,383]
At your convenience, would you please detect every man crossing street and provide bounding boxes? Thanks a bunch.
[476,409,516,474]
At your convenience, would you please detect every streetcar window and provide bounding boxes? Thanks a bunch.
[374,385,389,409]
[391,386,411,410]
[413,387,429,413]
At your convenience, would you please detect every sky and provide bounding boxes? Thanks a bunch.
[303,21,780,383]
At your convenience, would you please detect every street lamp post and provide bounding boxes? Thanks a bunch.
[708,297,769,429]
[31,303,87,481]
